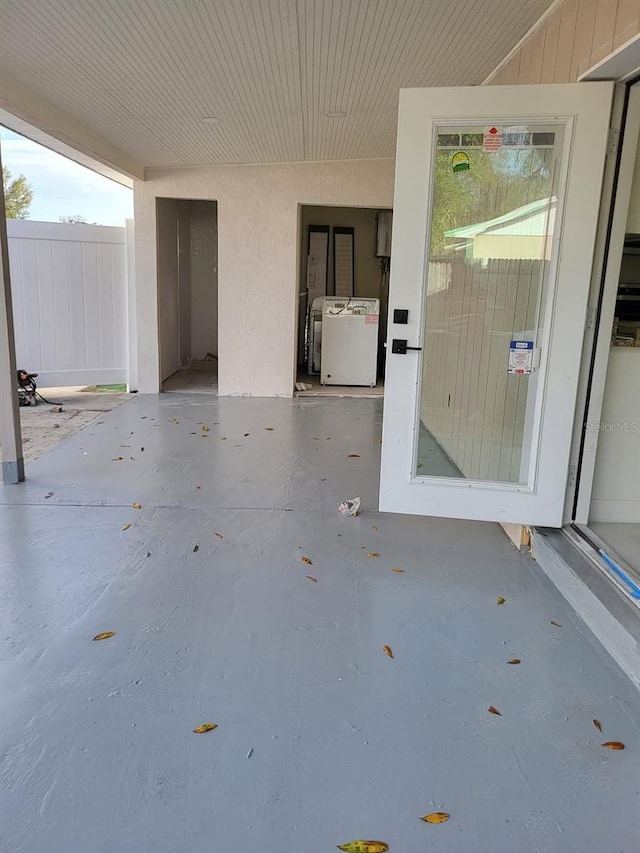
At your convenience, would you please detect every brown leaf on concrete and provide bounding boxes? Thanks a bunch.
[496,596,506,605]
[550,621,562,627]
[112,456,123,461]
[420,812,449,824]
[602,741,624,750]
[300,556,312,565]
[132,502,142,510]
[93,632,116,641]
[392,568,404,573]
[382,645,394,659]
[367,553,379,558]
[215,532,223,539]
[193,723,218,734]
[122,523,132,531]
[264,427,274,431]
[348,454,361,458]
[507,659,521,665]
[337,842,388,853]
[244,433,250,437]
[593,719,602,732]
[371,525,378,531]
[488,706,502,716]
[306,575,318,583]
[201,425,209,432]
[193,545,199,552]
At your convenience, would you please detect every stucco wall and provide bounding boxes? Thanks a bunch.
[134,159,394,396]
[490,0,640,85]
[156,198,180,382]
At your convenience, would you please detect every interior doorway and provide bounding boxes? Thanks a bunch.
[584,108,640,590]
[570,80,640,603]
[295,205,391,397]
[156,198,218,393]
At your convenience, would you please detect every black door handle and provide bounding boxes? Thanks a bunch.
[392,339,422,354]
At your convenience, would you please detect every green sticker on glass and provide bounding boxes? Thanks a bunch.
[451,151,470,173]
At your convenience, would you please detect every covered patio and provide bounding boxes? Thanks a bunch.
[1,392,637,852]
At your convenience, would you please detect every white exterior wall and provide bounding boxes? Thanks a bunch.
[7,220,127,386]
[134,159,394,396]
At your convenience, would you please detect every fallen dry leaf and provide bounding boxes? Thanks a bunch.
[337,842,388,853]
[122,523,132,531]
[367,552,379,558]
[264,427,274,431]
[420,812,449,824]
[507,659,521,665]
[92,632,116,641]
[202,425,209,432]
[382,644,394,659]
[300,556,312,565]
[132,502,142,510]
[371,525,378,531]
[193,723,218,734]
[593,719,603,732]
[201,434,209,438]
[550,620,562,627]
[392,567,404,573]
[112,456,123,461]
[488,706,502,716]
[496,596,506,605]
[602,741,624,750]
[306,575,318,583]
[348,454,361,458]
[193,545,199,553]
[244,433,250,437]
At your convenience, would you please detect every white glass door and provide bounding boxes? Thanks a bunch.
[380,83,614,526]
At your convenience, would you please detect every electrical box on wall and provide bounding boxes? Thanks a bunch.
[376,210,392,257]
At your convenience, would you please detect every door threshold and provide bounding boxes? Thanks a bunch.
[569,524,640,606]
[531,527,640,688]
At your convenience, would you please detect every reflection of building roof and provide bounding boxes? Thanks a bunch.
[446,196,556,240]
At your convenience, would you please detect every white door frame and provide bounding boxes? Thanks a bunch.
[380,83,614,526]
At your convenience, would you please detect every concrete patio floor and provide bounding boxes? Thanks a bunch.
[0,393,638,853]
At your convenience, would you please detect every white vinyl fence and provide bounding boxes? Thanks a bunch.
[7,219,130,387]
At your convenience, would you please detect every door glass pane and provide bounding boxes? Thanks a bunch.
[417,124,565,484]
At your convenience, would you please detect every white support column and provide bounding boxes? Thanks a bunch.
[0,146,24,483]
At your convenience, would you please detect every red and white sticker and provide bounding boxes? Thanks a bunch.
[365,314,379,324]
[483,126,502,152]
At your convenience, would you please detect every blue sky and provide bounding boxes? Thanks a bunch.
[1,127,133,225]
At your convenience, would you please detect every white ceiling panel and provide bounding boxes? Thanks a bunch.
[0,0,554,169]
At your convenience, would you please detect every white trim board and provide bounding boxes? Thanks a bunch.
[580,33,640,83]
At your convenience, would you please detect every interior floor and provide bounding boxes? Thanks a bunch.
[589,521,640,580]
[295,372,384,398]
[0,394,638,852]
[162,367,218,393]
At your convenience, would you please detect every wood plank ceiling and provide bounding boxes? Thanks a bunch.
[0,0,554,168]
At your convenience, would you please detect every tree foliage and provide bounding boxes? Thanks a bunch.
[430,147,551,255]
[2,167,34,219]
[59,214,88,224]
